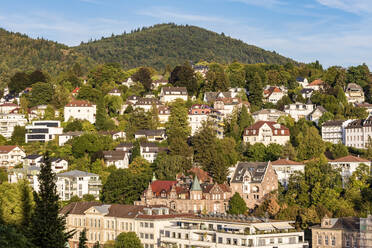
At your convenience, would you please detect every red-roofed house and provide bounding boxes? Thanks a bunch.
[0,102,18,114]
[0,145,25,168]
[307,79,324,91]
[71,87,80,97]
[64,100,96,123]
[136,175,232,214]
[271,159,305,187]
[328,155,371,184]
[263,86,286,104]
[243,121,290,145]
[188,104,212,135]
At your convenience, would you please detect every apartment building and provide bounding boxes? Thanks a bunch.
[25,120,63,143]
[344,116,372,149]
[102,150,130,169]
[188,104,212,135]
[321,120,349,144]
[230,161,278,209]
[159,87,188,103]
[345,83,365,103]
[56,170,101,201]
[161,215,308,248]
[243,121,290,146]
[311,215,372,248]
[64,100,96,123]
[0,113,27,138]
[61,202,188,248]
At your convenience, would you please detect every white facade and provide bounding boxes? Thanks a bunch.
[344,117,372,149]
[161,217,308,248]
[188,105,212,136]
[263,86,286,104]
[345,83,365,103]
[58,131,83,146]
[0,103,18,114]
[25,120,63,143]
[51,158,69,173]
[0,113,28,138]
[252,109,288,122]
[0,146,25,168]
[271,159,305,188]
[56,170,101,201]
[243,122,290,146]
[159,87,188,103]
[64,100,96,123]
[284,102,315,121]
[321,120,353,144]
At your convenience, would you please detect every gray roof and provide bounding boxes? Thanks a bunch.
[322,120,344,127]
[135,129,165,136]
[93,205,111,215]
[252,109,287,115]
[57,170,98,178]
[231,162,269,183]
[24,154,43,160]
[204,92,232,102]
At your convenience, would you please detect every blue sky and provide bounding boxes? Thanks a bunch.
[1,0,372,68]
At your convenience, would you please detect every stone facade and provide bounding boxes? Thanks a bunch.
[230,161,278,209]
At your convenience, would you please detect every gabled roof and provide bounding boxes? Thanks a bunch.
[0,145,19,154]
[24,154,43,159]
[57,170,98,178]
[264,86,282,97]
[150,180,177,196]
[308,79,324,86]
[103,150,128,161]
[272,158,304,166]
[65,100,93,107]
[231,162,269,183]
[161,87,187,95]
[204,92,232,102]
[330,155,370,163]
[0,102,18,107]
[244,121,289,136]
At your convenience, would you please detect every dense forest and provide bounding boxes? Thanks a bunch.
[0,23,295,85]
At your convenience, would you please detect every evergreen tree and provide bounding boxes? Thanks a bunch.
[96,96,108,130]
[169,64,198,95]
[20,182,33,235]
[78,229,88,248]
[10,126,26,145]
[247,72,263,112]
[238,105,253,135]
[228,192,247,215]
[132,67,152,92]
[30,154,74,248]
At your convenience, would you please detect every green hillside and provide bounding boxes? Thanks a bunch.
[73,23,296,70]
[0,28,95,84]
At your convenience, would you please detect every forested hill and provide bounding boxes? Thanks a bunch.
[0,28,96,84]
[73,23,295,70]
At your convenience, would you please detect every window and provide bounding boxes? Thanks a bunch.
[258,239,265,246]
[278,238,282,243]
[150,223,154,228]
[150,234,154,239]
[332,236,336,246]
[227,238,231,244]
[325,235,329,245]
[233,239,238,245]
[318,235,322,245]
[270,238,274,244]
[218,237,223,243]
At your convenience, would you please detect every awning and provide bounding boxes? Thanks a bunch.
[253,223,275,231]
[272,222,294,230]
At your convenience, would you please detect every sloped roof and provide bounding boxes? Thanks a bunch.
[244,121,290,136]
[161,87,187,94]
[231,162,269,183]
[204,92,232,102]
[57,170,98,177]
[308,79,324,86]
[322,120,344,127]
[188,167,212,183]
[65,100,93,107]
[0,145,18,154]
[150,180,177,196]
[272,158,304,166]
[60,202,101,215]
[330,155,370,163]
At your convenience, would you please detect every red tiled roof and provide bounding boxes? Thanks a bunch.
[244,121,290,136]
[188,167,212,183]
[0,103,18,107]
[72,87,80,93]
[150,181,177,196]
[189,104,212,115]
[272,158,304,166]
[330,155,370,163]
[264,86,282,97]
[0,145,18,154]
[309,79,324,86]
[66,100,93,107]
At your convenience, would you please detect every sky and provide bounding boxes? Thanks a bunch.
[1,0,372,68]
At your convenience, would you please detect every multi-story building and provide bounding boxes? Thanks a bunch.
[271,158,305,188]
[64,100,96,123]
[297,77,309,87]
[230,161,278,209]
[344,116,372,149]
[203,91,232,103]
[134,98,162,112]
[0,113,28,138]
[213,97,248,117]
[252,109,288,122]
[158,106,171,124]
[321,120,346,144]
[307,79,324,91]
[263,86,286,104]
[328,155,371,185]
[103,150,130,169]
[50,158,69,173]
[136,173,231,214]
[25,120,63,143]
[311,215,372,248]
[23,154,44,167]
[243,121,290,146]
[0,145,25,168]
[56,170,101,201]
[0,102,18,114]
[188,104,212,135]
[345,83,365,103]
[159,87,188,103]
[61,202,188,248]
[140,143,168,163]
[161,215,308,248]
[308,106,327,125]
[135,129,167,142]
[284,102,315,121]
[58,131,84,146]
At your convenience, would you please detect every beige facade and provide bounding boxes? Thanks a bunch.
[230,161,278,209]
[243,121,290,146]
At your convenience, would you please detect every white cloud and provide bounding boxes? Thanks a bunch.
[316,0,372,14]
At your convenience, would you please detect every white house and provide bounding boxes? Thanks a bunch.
[306,79,324,91]
[140,143,168,163]
[345,83,365,103]
[103,150,130,169]
[64,100,96,124]
[243,121,290,146]
[58,131,84,146]
[0,145,25,168]
[344,117,372,149]
[23,154,44,167]
[252,109,288,122]
[300,88,314,99]
[0,102,18,114]
[296,77,309,87]
[308,106,327,125]
[213,98,248,117]
[159,87,188,103]
[134,98,162,112]
[0,113,28,138]
[158,106,171,124]
[284,102,315,121]
[271,158,305,188]
[122,77,136,87]
[25,120,63,143]
[151,79,168,90]
[135,129,166,142]
[8,166,41,191]
[203,92,231,103]
[328,155,371,185]
[263,86,286,104]
[108,88,121,97]
[50,158,69,173]
[56,170,102,201]
[188,104,212,135]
